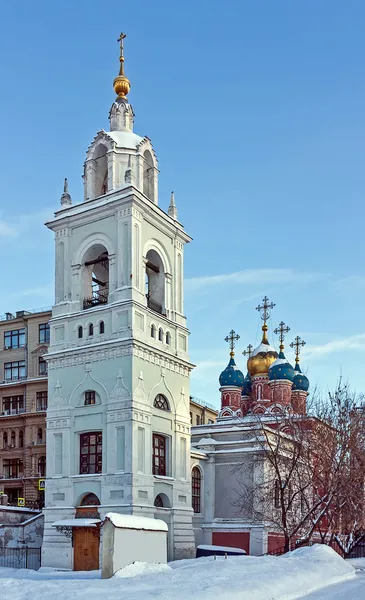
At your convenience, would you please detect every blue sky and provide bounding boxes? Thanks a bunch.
[0,1,364,407]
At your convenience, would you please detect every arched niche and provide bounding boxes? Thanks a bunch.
[143,149,155,202]
[145,249,165,314]
[94,143,108,197]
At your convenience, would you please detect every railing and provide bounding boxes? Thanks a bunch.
[0,307,52,322]
[190,395,218,413]
[83,291,108,310]
[0,547,41,570]
[146,296,164,315]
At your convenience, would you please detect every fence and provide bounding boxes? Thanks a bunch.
[0,547,41,570]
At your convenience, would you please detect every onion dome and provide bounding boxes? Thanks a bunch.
[269,350,295,381]
[241,372,252,396]
[219,353,245,388]
[247,324,278,376]
[292,363,309,392]
[113,32,131,100]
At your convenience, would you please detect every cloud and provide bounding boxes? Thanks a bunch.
[185,268,321,293]
[0,220,17,237]
[304,333,365,358]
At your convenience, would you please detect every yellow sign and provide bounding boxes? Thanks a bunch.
[38,479,45,491]
[18,498,25,507]
[0,492,4,496]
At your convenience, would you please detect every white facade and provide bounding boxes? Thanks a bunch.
[42,82,195,567]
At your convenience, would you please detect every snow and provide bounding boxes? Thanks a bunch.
[52,519,100,528]
[252,342,277,356]
[0,544,355,600]
[104,129,144,149]
[104,512,168,532]
[197,544,246,554]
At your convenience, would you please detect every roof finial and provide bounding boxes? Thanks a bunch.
[225,329,240,358]
[60,177,72,207]
[290,335,306,364]
[124,154,135,184]
[256,296,275,344]
[242,343,254,358]
[113,32,131,100]
[274,321,290,352]
[168,191,178,220]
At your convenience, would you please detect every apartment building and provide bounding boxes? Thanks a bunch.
[0,308,51,506]
[189,396,218,427]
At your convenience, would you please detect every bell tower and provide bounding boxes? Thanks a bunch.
[42,34,195,569]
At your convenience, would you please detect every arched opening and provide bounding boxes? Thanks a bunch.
[78,326,83,339]
[192,466,202,513]
[145,249,165,315]
[80,493,100,506]
[151,324,156,338]
[158,327,163,342]
[153,394,170,411]
[38,456,46,477]
[94,144,108,197]
[11,431,15,448]
[154,493,171,508]
[143,150,155,202]
[82,244,109,309]
[19,430,23,448]
[165,331,171,345]
[37,428,43,444]
[88,323,94,336]
[99,321,105,334]
[74,492,101,572]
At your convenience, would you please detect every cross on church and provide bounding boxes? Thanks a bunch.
[117,32,127,57]
[225,330,240,355]
[290,336,306,363]
[274,321,290,350]
[242,343,253,358]
[256,296,276,324]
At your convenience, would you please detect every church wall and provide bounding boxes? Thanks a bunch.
[214,456,253,520]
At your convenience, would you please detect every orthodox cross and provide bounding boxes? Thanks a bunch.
[290,336,306,363]
[256,295,276,324]
[117,32,127,74]
[274,321,290,351]
[225,329,240,356]
[242,343,253,358]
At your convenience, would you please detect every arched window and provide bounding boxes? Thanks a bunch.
[165,331,171,345]
[82,244,109,310]
[192,467,201,513]
[19,430,23,448]
[37,428,43,444]
[99,321,105,334]
[143,150,155,202]
[88,323,94,336]
[80,492,100,506]
[84,390,96,405]
[11,431,15,447]
[3,432,7,449]
[158,328,164,342]
[38,456,46,477]
[151,324,156,338]
[154,494,164,508]
[153,394,170,411]
[145,249,165,315]
[94,143,108,197]
[78,326,83,339]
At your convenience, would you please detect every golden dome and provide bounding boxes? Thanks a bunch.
[247,325,278,377]
[114,32,131,100]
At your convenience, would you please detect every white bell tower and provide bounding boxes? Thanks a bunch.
[42,33,195,570]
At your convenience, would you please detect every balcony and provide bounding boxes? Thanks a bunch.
[146,296,164,315]
[83,290,108,310]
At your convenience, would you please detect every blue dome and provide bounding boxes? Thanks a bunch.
[292,363,309,391]
[219,355,245,388]
[268,351,295,382]
[242,372,252,397]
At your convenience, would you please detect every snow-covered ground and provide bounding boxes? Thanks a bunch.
[0,545,356,600]
[304,558,365,599]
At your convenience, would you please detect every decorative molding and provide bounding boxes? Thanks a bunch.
[47,418,70,429]
[149,368,176,411]
[52,380,68,406]
[110,369,131,401]
[134,371,148,402]
[69,366,109,405]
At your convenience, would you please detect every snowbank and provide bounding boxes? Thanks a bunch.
[0,544,355,600]
[114,561,171,578]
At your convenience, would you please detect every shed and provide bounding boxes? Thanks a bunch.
[101,512,168,578]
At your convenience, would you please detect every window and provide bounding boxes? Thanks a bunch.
[208,419,214,424]
[152,434,166,476]
[4,328,25,349]
[88,323,93,336]
[3,432,7,449]
[190,412,193,424]
[39,323,50,344]
[36,391,47,411]
[99,321,105,334]
[153,394,170,411]
[38,456,46,477]
[78,326,83,339]
[165,331,171,345]
[154,494,164,508]
[196,415,201,426]
[10,431,15,447]
[84,390,96,405]
[80,432,102,474]
[274,480,280,509]
[4,361,26,381]
[39,357,47,376]
[192,467,201,513]
[3,459,23,479]
[151,324,156,338]
[158,328,163,342]
[37,428,43,444]
[19,430,23,448]
[3,396,24,415]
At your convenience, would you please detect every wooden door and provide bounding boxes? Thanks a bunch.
[73,527,99,571]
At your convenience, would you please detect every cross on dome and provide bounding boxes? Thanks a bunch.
[225,329,240,357]
[242,343,254,358]
[290,336,306,364]
[113,31,131,99]
[256,296,276,324]
[274,321,290,351]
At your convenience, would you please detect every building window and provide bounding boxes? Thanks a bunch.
[4,361,26,381]
[19,430,23,448]
[154,494,164,508]
[3,459,23,479]
[151,324,156,338]
[190,412,193,424]
[99,321,105,334]
[38,456,46,477]
[78,326,83,339]
[3,395,24,415]
[158,328,163,342]
[153,394,170,411]
[84,390,96,405]
[80,432,102,474]
[88,323,94,336]
[208,419,214,424]
[4,328,25,349]
[192,466,201,513]
[165,331,171,345]
[10,431,15,447]
[274,480,280,509]
[39,357,47,376]
[39,323,50,344]
[152,434,166,476]
[3,432,7,449]
[37,428,43,444]
[36,391,47,411]
[196,415,201,426]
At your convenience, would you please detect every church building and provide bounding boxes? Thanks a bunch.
[42,34,195,570]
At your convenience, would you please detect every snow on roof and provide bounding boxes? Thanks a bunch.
[252,342,277,356]
[52,519,100,528]
[104,512,168,532]
[104,130,144,149]
[195,437,217,445]
[197,544,246,554]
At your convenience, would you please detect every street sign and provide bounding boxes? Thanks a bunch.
[18,498,25,507]
[38,479,45,491]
